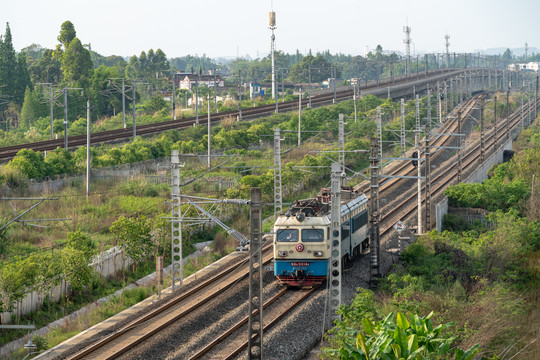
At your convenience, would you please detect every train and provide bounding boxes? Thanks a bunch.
[273,186,369,287]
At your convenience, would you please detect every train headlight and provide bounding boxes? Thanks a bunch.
[313,251,324,257]
[278,251,288,257]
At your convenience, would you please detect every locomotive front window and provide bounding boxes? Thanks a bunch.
[301,229,324,242]
[277,229,298,242]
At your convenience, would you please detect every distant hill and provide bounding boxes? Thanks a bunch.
[477,47,540,56]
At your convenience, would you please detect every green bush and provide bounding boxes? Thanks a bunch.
[324,311,480,360]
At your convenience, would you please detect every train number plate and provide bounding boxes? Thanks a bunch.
[291,262,309,266]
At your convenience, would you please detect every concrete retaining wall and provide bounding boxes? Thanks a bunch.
[435,137,513,231]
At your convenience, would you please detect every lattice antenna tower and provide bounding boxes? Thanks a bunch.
[445,34,450,68]
[403,23,412,74]
[524,42,528,61]
[269,9,277,99]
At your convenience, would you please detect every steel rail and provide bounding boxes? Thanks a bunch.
[67,244,273,360]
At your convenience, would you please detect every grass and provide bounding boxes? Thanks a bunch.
[7,246,232,359]
[4,93,497,357]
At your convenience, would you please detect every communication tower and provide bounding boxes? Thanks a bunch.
[445,34,450,68]
[403,24,412,75]
[269,11,277,99]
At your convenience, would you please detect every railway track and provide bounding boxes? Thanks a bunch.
[354,94,483,195]
[41,80,528,360]
[377,94,538,238]
[188,287,317,360]
[0,69,462,161]
[64,244,274,360]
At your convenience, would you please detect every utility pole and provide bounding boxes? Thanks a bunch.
[122,78,126,127]
[457,110,463,182]
[275,69,278,113]
[534,75,538,119]
[247,187,263,360]
[208,93,211,169]
[86,99,91,198]
[239,70,244,119]
[108,78,127,128]
[353,89,357,124]
[427,85,432,127]
[450,79,454,110]
[506,90,511,141]
[425,125,432,231]
[274,128,282,221]
[415,94,420,131]
[415,131,423,235]
[37,83,55,139]
[376,106,383,163]
[437,82,442,124]
[333,65,337,104]
[281,68,285,103]
[298,93,302,146]
[338,114,345,179]
[328,162,342,323]
[214,68,218,114]
[172,73,177,120]
[62,87,83,149]
[494,95,498,147]
[63,89,68,149]
[369,137,380,289]
[308,62,312,107]
[416,55,419,80]
[444,81,448,117]
[521,87,524,131]
[480,98,486,163]
[171,150,183,290]
[196,67,201,125]
[132,82,137,138]
[400,99,406,157]
[269,10,277,100]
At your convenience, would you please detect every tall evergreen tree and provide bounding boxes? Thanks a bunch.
[0,23,32,107]
[0,23,18,101]
[61,37,93,85]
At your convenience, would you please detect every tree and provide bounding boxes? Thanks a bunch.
[45,147,76,175]
[0,23,31,106]
[7,148,48,179]
[61,231,95,296]
[502,48,513,63]
[110,215,154,274]
[29,49,62,84]
[57,21,76,50]
[142,96,168,114]
[20,87,45,128]
[26,252,62,322]
[0,259,29,320]
[125,54,139,79]
[61,37,93,84]
[288,54,334,83]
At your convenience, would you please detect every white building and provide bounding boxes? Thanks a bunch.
[508,62,540,72]
[178,74,224,91]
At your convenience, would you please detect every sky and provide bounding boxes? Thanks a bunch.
[2,0,539,60]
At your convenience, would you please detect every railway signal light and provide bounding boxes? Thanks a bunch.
[411,151,419,167]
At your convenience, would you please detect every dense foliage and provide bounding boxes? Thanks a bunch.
[324,119,540,360]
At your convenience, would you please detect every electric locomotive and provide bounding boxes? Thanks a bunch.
[273,187,369,287]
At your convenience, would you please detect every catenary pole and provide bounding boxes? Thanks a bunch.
[86,99,91,198]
